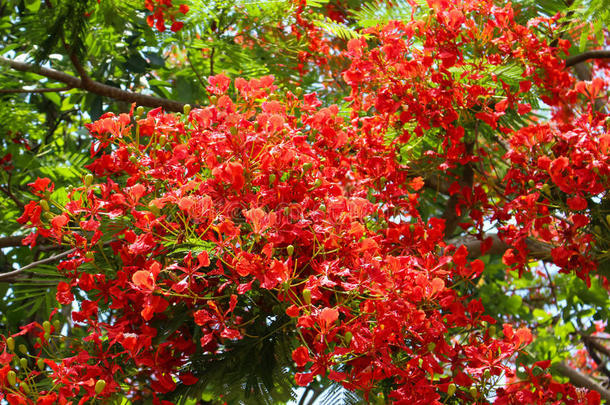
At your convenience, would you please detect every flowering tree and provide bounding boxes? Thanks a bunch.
[1,0,610,404]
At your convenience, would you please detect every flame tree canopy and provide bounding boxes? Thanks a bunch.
[1,0,610,404]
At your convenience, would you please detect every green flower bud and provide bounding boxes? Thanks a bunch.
[344,331,353,345]
[484,369,491,379]
[183,104,191,115]
[302,289,311,305]
[37,358,45,370]
[286,245,294,256]
[95,379,106,394]
[53,320,61,332]
[302,162,313,173]
[269,174,276,185]
[469,387,478,398]
[43,321,51,334]
[136,106,145,116]
[84,174,94,187]
[19,344,27,355]
[6,337,15,351]
[19,358,27,369]
[39,200,50,212]
[447,383,456,396]
[7,370,16,386]
[313,179,322,188]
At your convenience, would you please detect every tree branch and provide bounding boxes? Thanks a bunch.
[0,248,75,281]
[0,56,187,112]
[566,50,610,67]
[0,86,72,94]
[554,361,610,402]
[448,233,553,261]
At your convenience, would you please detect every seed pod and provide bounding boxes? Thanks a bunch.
[84,174,94,187]
[6,337,15,351]
[302,289,311,305]
[286,245,294,256]
[37,358,45,370]
[7,370,16,386]
[183,104,191,115]
[95,379,106,394]
[447,383,456,396]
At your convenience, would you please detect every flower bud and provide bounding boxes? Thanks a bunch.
[269,174,276,186]
[37,358,45,370]
[43,321,51,334]
[136,106,145,116]
[447,383,456,396]
[19,358,27,369]
[84,174,94,188]
[7,370,16,386]
[344,331,353,345]
[39,200,50,212]
[286,245,294,256]
[19,344,27,354]
[95,379,106,394]
[6,337,15,351]
[302,289,311,305]
[183,104,191,115]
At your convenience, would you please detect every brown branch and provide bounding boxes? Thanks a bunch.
[0,235,26,248]
[0,56,186,112]
[554,361,610,402]
[566,50,610,68]
[0,86,72,94]
[0,248,75,281]
[449,233,553,261]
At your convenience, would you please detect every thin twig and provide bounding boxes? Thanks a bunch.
[0,248,75,281]
[0,86,72,94]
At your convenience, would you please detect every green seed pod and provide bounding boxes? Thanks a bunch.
[136,106,145,116]
[6,337,15,351]
[19,358,27,369]
[84,174,94,187]
[39,200,50,212]
[302,289,311,305]
[344,331,353,345]
[7,370,16,386]
[183,104,191,115]
[43,321,51,334]
[286,245,294,256]
[37,358,45,370]
[19,344,27,355]
[95,379,106,394]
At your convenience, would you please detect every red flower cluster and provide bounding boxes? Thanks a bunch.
[3,1,608,404]
[144,0,189,32]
